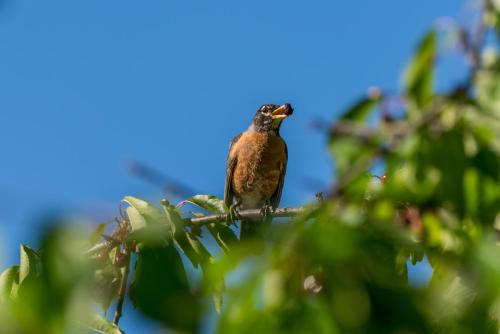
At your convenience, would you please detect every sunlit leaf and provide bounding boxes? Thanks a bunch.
[124,196,172,244]
[181,195,227,214]
[0,266,18,302]
[83,313,122,334]
[19,244,38,285]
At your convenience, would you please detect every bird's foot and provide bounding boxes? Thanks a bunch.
[260,204,273,219]
[227,204,240,225]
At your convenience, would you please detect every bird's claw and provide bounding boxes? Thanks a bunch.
[260,204,273,219]
[227,204,240,225]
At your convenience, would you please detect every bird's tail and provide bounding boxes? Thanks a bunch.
[239,219,263,242]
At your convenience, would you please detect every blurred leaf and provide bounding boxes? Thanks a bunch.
[403,30,436,110]
[182,195,227,214]
[464,168,479,216]
[409,250,424,265]
[19,244,38,285]
[93,263,122,311]
[200,258,225,314]
[475,52,500,117]
[0,266,18,302]
[340,97,380,123]
[90,223,107,245]
[129,245,200,333]
[83,313,122,334]
[330,137,375,177]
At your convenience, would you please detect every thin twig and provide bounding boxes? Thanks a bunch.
[113,245,132,325]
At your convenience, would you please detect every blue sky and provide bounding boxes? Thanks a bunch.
[0,0,469,331]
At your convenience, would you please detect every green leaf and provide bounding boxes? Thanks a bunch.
[206,223,238,254]
[0,266,18,302]
[182,195,227,214]
[174,231,210,268]
[90,223,107,244]
[160,203,210,268]
[340,97,380,123]
[202,261,225,314]
[403,30,436,110]
[161,205,226,313]
[161,202,183,236]
[330,137,374,177]
[123,196,172,244]
[93,262,122,311]
[464,168,479,216]
[123,196,165,232]
[19,244,38,285]
[129,245,200,333]
[475,62,500,117]
[83,313,123,334]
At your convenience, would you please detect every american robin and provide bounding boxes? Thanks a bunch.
[224,103,293,240]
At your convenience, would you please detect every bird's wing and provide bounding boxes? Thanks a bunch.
[224,133,242,209]
[270,141,288,209]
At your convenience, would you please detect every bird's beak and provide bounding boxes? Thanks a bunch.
[271,103,293,120]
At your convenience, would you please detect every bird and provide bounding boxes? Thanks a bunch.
[224,103,293,241]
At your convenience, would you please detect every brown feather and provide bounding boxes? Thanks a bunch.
[227,131,287,209]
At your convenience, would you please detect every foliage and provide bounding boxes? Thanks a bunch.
[2,1,500,333]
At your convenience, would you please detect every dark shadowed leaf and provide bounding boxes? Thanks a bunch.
[162,203,211,268]
[129,245,200,333]
[207,223,238,254]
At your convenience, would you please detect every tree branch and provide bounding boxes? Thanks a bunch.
[85,206,307,256]
[186,207,306,226]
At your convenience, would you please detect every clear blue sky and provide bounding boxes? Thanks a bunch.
[0,0,468,331]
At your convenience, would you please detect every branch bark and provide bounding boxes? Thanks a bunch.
[187,207,306,226]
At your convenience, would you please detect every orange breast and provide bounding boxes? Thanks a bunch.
[229,132,287,203]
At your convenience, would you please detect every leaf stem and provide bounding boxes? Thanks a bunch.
[113,244,132,325]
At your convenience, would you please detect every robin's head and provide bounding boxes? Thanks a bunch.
[249,103,293,134]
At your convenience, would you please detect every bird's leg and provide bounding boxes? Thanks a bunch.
[228,200,241,225]
[260,202,274,220]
